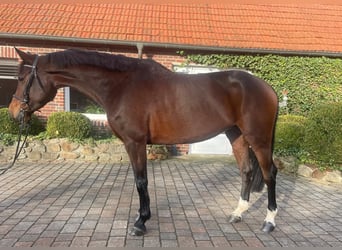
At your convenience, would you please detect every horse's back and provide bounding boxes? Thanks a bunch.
[144,69,277,144]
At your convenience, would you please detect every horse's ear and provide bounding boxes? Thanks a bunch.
[15,47,34,64]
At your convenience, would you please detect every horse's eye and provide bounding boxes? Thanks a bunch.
[18,76,24,81]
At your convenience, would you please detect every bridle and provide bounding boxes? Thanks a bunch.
[0,55,40,175]
[12,55,40,112]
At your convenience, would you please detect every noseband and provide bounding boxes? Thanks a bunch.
[0,55,40,175]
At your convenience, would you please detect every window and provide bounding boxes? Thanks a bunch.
[0,79,17,108]
[65,87,105,114]
[69,87,104,114]
[173,64,220,74]
[0,58,18,108]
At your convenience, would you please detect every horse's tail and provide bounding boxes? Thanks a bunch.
[249,96,278,193]
[249,147,265,192]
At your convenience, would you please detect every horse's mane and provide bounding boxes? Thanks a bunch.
[45,49,169,72]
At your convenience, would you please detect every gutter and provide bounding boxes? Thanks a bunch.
[0,33,342,58]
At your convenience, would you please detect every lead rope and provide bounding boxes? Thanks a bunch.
[0,113,30,175]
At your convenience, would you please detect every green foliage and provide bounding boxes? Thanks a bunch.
[181,53,342,116]
[301,102,342,171]
[83,103,105,114]
[46,112,92,140]
[28,115,45,135]
[0,133,16,146]
[0,108,19,135]
[274,115,306,156]
[0,108,45,136]
[277,114,307,124]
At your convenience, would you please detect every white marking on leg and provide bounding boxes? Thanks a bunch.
[264,208,278,226]
[232,197,249,217]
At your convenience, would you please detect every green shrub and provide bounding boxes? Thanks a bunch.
[46,111,92,139]
[0,108,19,135]
[83,103,105,114]
[0,108,45,135]
[29,115,45,135]
[274,115,306,156]
[277,114,307,124]
[301,102,342,170]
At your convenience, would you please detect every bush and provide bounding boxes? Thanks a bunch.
[274,115,306,156]
[301,102,342,170]
[0,108,45,135]
[46,111,92,140]
[277,114,307,124]
[29,115,46,135]
[0,108,19,135]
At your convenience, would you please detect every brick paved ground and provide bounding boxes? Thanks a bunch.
[0,156,341,247]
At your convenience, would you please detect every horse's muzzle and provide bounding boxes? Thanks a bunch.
[8,100,31,124]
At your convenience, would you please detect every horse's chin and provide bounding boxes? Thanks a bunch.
[23,112,32,124]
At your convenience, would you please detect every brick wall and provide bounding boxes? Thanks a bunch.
[36,88,65,122]
[0,45,62,58]
[1,45,190,155]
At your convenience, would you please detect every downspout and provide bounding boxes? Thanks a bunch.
[136,43,144,59]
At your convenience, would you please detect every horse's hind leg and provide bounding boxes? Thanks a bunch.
[245,136,278,233]
[226,126,259,223]
[256,148,278,233]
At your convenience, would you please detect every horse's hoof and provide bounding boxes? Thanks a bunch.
[261,221,275,233]
[229,215,242,223]
[129,226,146,236]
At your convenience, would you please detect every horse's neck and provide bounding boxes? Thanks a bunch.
[49,67,113,108]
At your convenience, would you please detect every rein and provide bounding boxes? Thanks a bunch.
[0,56,39,175]
[0,117,31,175]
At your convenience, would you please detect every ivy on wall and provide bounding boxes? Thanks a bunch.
[180,52,342,116]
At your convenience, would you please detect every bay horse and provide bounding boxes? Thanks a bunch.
[9,48,279,236]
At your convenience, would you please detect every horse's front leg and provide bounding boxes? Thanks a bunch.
[124,140,151,236]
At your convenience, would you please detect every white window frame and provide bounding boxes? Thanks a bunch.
[64,86,107,121]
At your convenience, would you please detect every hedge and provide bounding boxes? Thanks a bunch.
[274,115,306,156]
[301,102,342,170]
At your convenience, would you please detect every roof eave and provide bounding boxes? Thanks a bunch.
[1,33,342,58]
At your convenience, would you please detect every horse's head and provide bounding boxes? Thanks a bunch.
[8,48,57,123]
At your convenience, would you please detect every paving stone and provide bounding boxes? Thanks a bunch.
[33,237,54,247]
[61,223,81,234]
[14,241,33,247]
[51,241,70,247]
[178,236,196,247]
[0,158,340,247]
[211,236,230,247]
[70,236,90,247]
[107,236,125,247]
[95,222,112,233]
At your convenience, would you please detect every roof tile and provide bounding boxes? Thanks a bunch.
[0,4,342,53]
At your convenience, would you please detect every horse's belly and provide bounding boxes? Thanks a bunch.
[149,115,231,144]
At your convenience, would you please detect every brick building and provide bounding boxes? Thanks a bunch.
[0,4,342,154]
